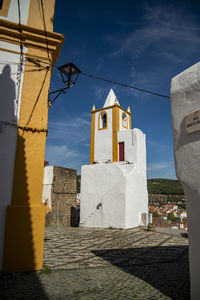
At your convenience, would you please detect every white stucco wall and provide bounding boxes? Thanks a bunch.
[125,129,148,228]
[80,128,148,229]
[170,61,200,300]
[94,108,113,162]
[42,166,54,209]
[0,0,30,25]
[0,41,26,270]
[80,163,126,228]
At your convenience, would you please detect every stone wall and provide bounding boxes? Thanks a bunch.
[45,167,77,226]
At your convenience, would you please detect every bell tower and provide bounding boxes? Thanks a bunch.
[90,89,132,164]
[81,89,148,229]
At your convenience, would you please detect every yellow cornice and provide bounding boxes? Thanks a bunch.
[91,104,132,116]
[0,19,64,64]
[119,105,132,116]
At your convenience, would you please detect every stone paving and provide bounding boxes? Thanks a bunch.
[0,226,190,299]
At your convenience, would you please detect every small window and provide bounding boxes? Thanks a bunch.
[122,112,128,128]
[98,111,107,130]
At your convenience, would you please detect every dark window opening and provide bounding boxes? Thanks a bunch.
[102,113,107,128]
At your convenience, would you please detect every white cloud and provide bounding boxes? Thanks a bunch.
[45,113,91,170]
[96,57,104,71]
[147,162,170,171]
[102,2,200,100]
[47,114,91,146]
[147,161,177,179]
[45,144,79,165]
[147,140,170,152]
[104,3,200,63]
[115,19,135,27]
[93,86,110,101]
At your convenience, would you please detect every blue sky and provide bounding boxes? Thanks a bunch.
[46,0,200,178]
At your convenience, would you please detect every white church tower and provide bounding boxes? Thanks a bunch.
[90,89,132,163]
[80,89,148,229]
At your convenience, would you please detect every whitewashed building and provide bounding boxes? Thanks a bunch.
[170,62,200,299]
[80,89,148,229]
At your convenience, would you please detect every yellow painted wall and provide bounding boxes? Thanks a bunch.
[90,110,95,164]
[129,114,132,129]
[27,0,55,32]
[2,0,64,272]
[0,0,10,17]
[112,104,119,162]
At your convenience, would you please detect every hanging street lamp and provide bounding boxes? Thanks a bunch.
[48,61,81,107]
[59,61,81,88]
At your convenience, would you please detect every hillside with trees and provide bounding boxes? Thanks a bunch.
[77,176,184,197]
[147,178,184,195]
[148,179,185,208]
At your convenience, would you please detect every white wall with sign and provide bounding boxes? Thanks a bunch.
[170,61,200,300]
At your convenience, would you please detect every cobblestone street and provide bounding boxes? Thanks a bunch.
[0,226,190,299]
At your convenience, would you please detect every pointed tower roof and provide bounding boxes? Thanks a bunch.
[103,89,119,107]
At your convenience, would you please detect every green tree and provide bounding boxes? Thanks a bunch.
[168,213,179,222]
[152,211,160,217]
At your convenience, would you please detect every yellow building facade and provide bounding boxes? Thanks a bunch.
[0,0,64,272]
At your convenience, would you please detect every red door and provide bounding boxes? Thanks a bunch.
[119,142,124,161]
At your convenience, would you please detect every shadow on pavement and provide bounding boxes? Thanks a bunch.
[0,271,48,300]
[92,245,190,300]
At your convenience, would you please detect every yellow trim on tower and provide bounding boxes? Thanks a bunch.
[0,0,10,17]
[98,111,108,131]
[90,111,95,164]
[112,104,119,162]
[129,114,132,129]
[93,104,131,116]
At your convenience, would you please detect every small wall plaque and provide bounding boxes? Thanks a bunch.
[185,110,200,134]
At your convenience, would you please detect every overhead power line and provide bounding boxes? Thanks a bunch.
[0,55,170,101]
[81,72,170,99]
